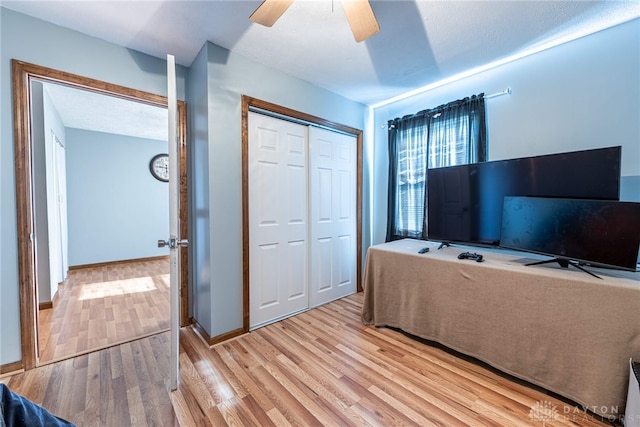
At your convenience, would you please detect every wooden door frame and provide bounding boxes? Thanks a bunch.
[12,59,189,370]
[241,96,363,333]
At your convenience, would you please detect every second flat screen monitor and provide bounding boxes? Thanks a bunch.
[427,146,621,246]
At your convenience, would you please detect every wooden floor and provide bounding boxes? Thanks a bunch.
[38,258,170,364]
[3,293,611,426]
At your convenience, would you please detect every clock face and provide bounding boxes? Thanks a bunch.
[150,154,169,182]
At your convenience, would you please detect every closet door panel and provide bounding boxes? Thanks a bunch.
[309,127,357,307]
[249,112,309,328]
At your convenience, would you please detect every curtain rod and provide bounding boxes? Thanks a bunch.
[381,88,512,128]
[484,87,512,99]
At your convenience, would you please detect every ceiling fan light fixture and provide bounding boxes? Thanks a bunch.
[250,0,380,42]
[342,0,380,42]
[250,0,295,27]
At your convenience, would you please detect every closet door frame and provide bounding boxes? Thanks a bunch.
[241,96,363,333]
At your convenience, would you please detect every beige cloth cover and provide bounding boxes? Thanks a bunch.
[362,239,640,419]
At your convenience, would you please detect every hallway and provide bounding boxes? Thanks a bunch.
[38,257,170,364]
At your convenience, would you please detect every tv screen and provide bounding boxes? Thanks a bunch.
[500,197,640,272]
[427,146,621,246]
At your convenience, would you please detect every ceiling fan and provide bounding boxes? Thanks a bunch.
[250,0,380,43]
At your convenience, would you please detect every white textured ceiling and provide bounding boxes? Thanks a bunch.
[43,82,168,141]
[4,1,639,138]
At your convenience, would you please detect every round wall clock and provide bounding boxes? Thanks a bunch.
[149,154,169,182]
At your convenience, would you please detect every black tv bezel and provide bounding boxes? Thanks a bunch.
[498,196,640,273]
[426,146,622,247]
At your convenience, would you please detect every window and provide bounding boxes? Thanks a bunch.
[389,116,428,239]
[386,94,486,242]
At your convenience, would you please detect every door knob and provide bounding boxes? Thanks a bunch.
[158,238,189,249]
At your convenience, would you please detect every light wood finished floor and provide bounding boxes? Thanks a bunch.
[38,258,170,364]
[4,293,611,426]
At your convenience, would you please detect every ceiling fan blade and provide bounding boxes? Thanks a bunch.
[250,0,295,27]
[342,0,380,42]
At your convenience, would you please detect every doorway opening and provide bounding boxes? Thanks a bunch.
[12,59,189,370]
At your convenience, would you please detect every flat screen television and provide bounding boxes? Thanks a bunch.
[427,146,621,246]
[500,197,640,273]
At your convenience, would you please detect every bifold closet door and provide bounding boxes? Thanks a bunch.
[248,112,309,329]
[308,127,357,307]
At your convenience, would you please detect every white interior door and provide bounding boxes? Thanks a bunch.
[309,127,357,307]
[249,112,309,329]
[166,54,182,391]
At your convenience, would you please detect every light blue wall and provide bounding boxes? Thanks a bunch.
[0,7,187,365]
[187,44,211,331]
[65,129,169,266]
[371,19,640,245]
[188,42,366,338]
